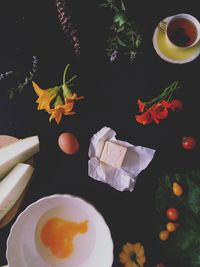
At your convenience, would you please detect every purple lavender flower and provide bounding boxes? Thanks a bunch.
[56,0,80,56]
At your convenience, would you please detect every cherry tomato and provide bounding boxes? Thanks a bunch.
[182,136,196,150]
[166,208,179,221]
[173,182,183,197]
[166,222,179,232]
[159,230,169,241]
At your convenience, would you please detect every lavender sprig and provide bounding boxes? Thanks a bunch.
[8,56,39,99]
[55,0,80,56]
[0,71,14,81]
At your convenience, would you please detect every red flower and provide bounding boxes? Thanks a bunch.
[170,99,183,111]
[135,111,153,125]
[161,100,171,108]
[137,99,146,112]
[151,103,169,120]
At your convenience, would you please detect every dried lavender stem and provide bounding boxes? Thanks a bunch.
[0,71,14,81]
[55,0,80,56]
[8,56,39,99]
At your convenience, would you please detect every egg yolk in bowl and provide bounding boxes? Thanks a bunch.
[40,218,88,259]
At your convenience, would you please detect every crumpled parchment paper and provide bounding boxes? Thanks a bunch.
[88,127,156,192]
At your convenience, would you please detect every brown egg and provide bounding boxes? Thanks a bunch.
[58,132,79,155]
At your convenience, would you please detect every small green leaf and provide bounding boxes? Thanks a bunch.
[113,14,126,27]
[116,25,125,32]
[121,0,126,11]
[116,37,126,46]
[135,38,141,48]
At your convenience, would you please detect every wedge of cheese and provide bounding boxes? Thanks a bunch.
[100,141,127,169]
[0,136,39,181]
[0,163,34,221]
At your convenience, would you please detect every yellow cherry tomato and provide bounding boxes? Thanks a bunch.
[166,222,179,232]
[173,182,183,196]
[159,230,169,241]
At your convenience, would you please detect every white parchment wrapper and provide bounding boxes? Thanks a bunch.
[88,127,156,192]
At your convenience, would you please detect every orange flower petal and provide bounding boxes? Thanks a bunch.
[119,252,130,264]
[132,242,141,253]
[137,245,145,257]
[123,243,134,254]
[32,81,44,97]
[138,255,146,265]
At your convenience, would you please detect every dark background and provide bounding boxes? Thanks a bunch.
[0,0,200,266]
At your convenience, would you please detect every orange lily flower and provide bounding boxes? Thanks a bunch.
[33,64,84,124]
[32,81,59,111]
[48,101,76,124]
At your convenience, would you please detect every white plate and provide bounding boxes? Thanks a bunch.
[153,16,200,64]
[6,194,113,267]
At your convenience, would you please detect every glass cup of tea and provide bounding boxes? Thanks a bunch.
[159,14,200,49]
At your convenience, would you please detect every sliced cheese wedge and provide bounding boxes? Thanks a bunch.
[0,136,39,181]
[0,163,34,221]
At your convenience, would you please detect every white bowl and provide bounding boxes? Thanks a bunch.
[6,194,114,267]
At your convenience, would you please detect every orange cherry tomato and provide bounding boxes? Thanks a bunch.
[159,230,169,241]
[166,222,179,232]
[166,208,179,221]
[173,182,183,197]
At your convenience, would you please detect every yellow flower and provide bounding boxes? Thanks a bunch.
[32,81,59,111]
[119,242,146,267]
[48,101,76,124]
[32,64,84,124]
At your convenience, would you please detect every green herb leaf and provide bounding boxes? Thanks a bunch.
[116,36,126,46]
[101,0,142,63]
[113,13,126,27]
[120,0,126,11]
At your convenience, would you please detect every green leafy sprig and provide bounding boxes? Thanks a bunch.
[101,0,142,63]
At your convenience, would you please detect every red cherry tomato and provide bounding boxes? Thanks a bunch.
[182,136,196,150]
[166,208,179,221]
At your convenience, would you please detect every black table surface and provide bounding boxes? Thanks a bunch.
[0,0,200,266]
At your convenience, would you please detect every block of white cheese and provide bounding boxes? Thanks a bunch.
[0,163,34,221]
[0,136,39,181]
[100,141,127,169]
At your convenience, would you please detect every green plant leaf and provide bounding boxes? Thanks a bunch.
[113,14,126,27]
[116,36,126,46]
[121,0,126,11]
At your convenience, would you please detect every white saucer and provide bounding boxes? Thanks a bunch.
[6,194,113,267]
[153,16,200,64]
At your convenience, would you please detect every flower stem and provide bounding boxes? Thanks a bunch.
[67,75,77,84]
[145,81,180,108]
[62,64,72,98]
[63,64,70,85]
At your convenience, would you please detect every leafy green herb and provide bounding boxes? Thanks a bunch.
[101,0,142,63]
[154,170,200,267]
